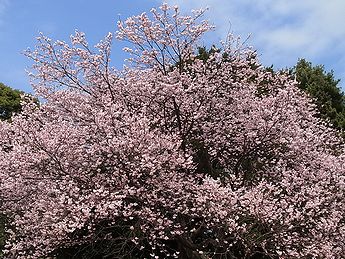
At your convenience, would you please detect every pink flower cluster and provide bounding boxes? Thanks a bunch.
[0,4,344,258]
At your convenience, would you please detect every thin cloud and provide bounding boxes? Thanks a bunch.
[165,0,345,80]
[0,0,9,15]
[0,0,9,26]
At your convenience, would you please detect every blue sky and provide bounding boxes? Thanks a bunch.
[1,0,345,93]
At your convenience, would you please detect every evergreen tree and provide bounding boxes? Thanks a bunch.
[293,59,345,131]
[0,83,22,121]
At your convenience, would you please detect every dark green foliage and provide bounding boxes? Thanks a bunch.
[0,83,22,121]
[195,45,220,63]
[292,59,345,131]
[172,46,220,74]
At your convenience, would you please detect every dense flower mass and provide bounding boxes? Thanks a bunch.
[0,3,344,258]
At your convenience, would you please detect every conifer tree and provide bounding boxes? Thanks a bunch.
[293,59,345,132]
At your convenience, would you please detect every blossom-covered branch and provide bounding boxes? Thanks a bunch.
[0,3,344,259]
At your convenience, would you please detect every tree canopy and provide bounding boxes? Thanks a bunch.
[0,83,22,121]
[293,59,345,131]
[0,4,344,259]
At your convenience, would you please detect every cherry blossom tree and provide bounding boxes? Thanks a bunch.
[0,3,344,258]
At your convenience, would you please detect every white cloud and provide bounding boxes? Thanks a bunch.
[165,0,345,78]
